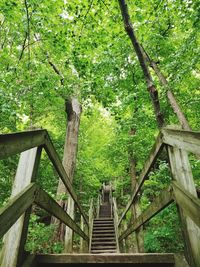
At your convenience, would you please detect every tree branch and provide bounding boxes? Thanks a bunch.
[118,0,164,128]
[24,0,31,67]
[79,0,94,38]
[18,32,28,62]
[48,60,64,86]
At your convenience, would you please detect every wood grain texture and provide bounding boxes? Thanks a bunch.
[0,130,46,159]
[0,147,41,267]
[0,183,37,239]
[44,136,89,227]
[35,253,175,264]
[162,127,200,156]
[172,181,200,229]
[168,147,200,267]
[34,187,89,241]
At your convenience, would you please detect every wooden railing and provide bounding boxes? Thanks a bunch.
[88,198,96,253]
[117,126,200,267]
[112,197,120,252]
[0,129,89,267]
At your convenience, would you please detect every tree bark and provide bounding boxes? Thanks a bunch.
[53,97,81,249]
[118,0,164,128]
[142,47,192,131]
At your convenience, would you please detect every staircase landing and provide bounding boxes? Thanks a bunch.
[34,253,175,266]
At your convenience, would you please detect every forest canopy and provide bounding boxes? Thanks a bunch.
[0,0,199,254]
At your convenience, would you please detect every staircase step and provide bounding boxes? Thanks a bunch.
[93,228,115,234]
[94,218,113,221]
[90,249,117,254]
[93,225,114,228]
[94,218,113,222]
[93,226,114,230]
[93,224,114,227]
[92,237,116,241]
[92,232,115,236]
[35,253,176,265]
[92,235,116,239]
[91,245,116,249]
[93,222,113,225]
[92,241,116,245]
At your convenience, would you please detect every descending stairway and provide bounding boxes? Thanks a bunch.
[91,218,117,253]
[90,185,118,254]
[26,185,178,266]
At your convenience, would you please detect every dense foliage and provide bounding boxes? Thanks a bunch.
[0,0,199,254]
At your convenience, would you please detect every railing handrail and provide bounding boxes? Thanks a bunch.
[0,129,89,230]
[118,133,164,226]
[118,126,200,227]
[0,183,89,241]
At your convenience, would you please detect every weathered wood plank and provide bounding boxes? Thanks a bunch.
[0,147,42,267]
[21,254,36,267]
[0,130,46,159]
[119,186,173,242]
[35,253,175,264]
[64,196,74,253]
[80,215,88,253]
[88,198,94,253]
[0,183,37,239]
[34,187,89,241]
[113,197,120,252]
[168,147,200,267]
[174,253,190,267]
[162,127,200,156]
[118,133,164,226]
[44,136,89,228]
[172,181,200,229]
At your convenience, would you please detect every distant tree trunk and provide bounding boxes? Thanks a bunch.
[118,0,164,128]
[53,97,81,250]
[141,47,192,131]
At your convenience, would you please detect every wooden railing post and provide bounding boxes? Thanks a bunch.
[0,147,42,267]
[64,196,74,253]
[96,194,100,218]
[80,215,88,253]
[132,198,144,253]
[112,197,120,252]
[168,146,200,267]
[88,198,94,253]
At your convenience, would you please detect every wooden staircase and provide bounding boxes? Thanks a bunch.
[90,184,118,254]
[34,253,176,266]
[91,218,117,253]
[0,128,199,267]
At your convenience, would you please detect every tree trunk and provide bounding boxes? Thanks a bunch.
[141,47,191,131]
[118,0,164,128]
[53,97,81,249]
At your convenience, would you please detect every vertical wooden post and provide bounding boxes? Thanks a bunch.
[88,198,93,253]
[168,147,200,267]
[80,216,84,253]
[64,196,74,253]
[96,195,100,219]
[132,200,144,252]
[113,198,120,252]
[122,221,128,253]
[0,147,42,267]
[80,216,88,253]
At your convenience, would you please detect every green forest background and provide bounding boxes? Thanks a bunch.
[0,0,199,254]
